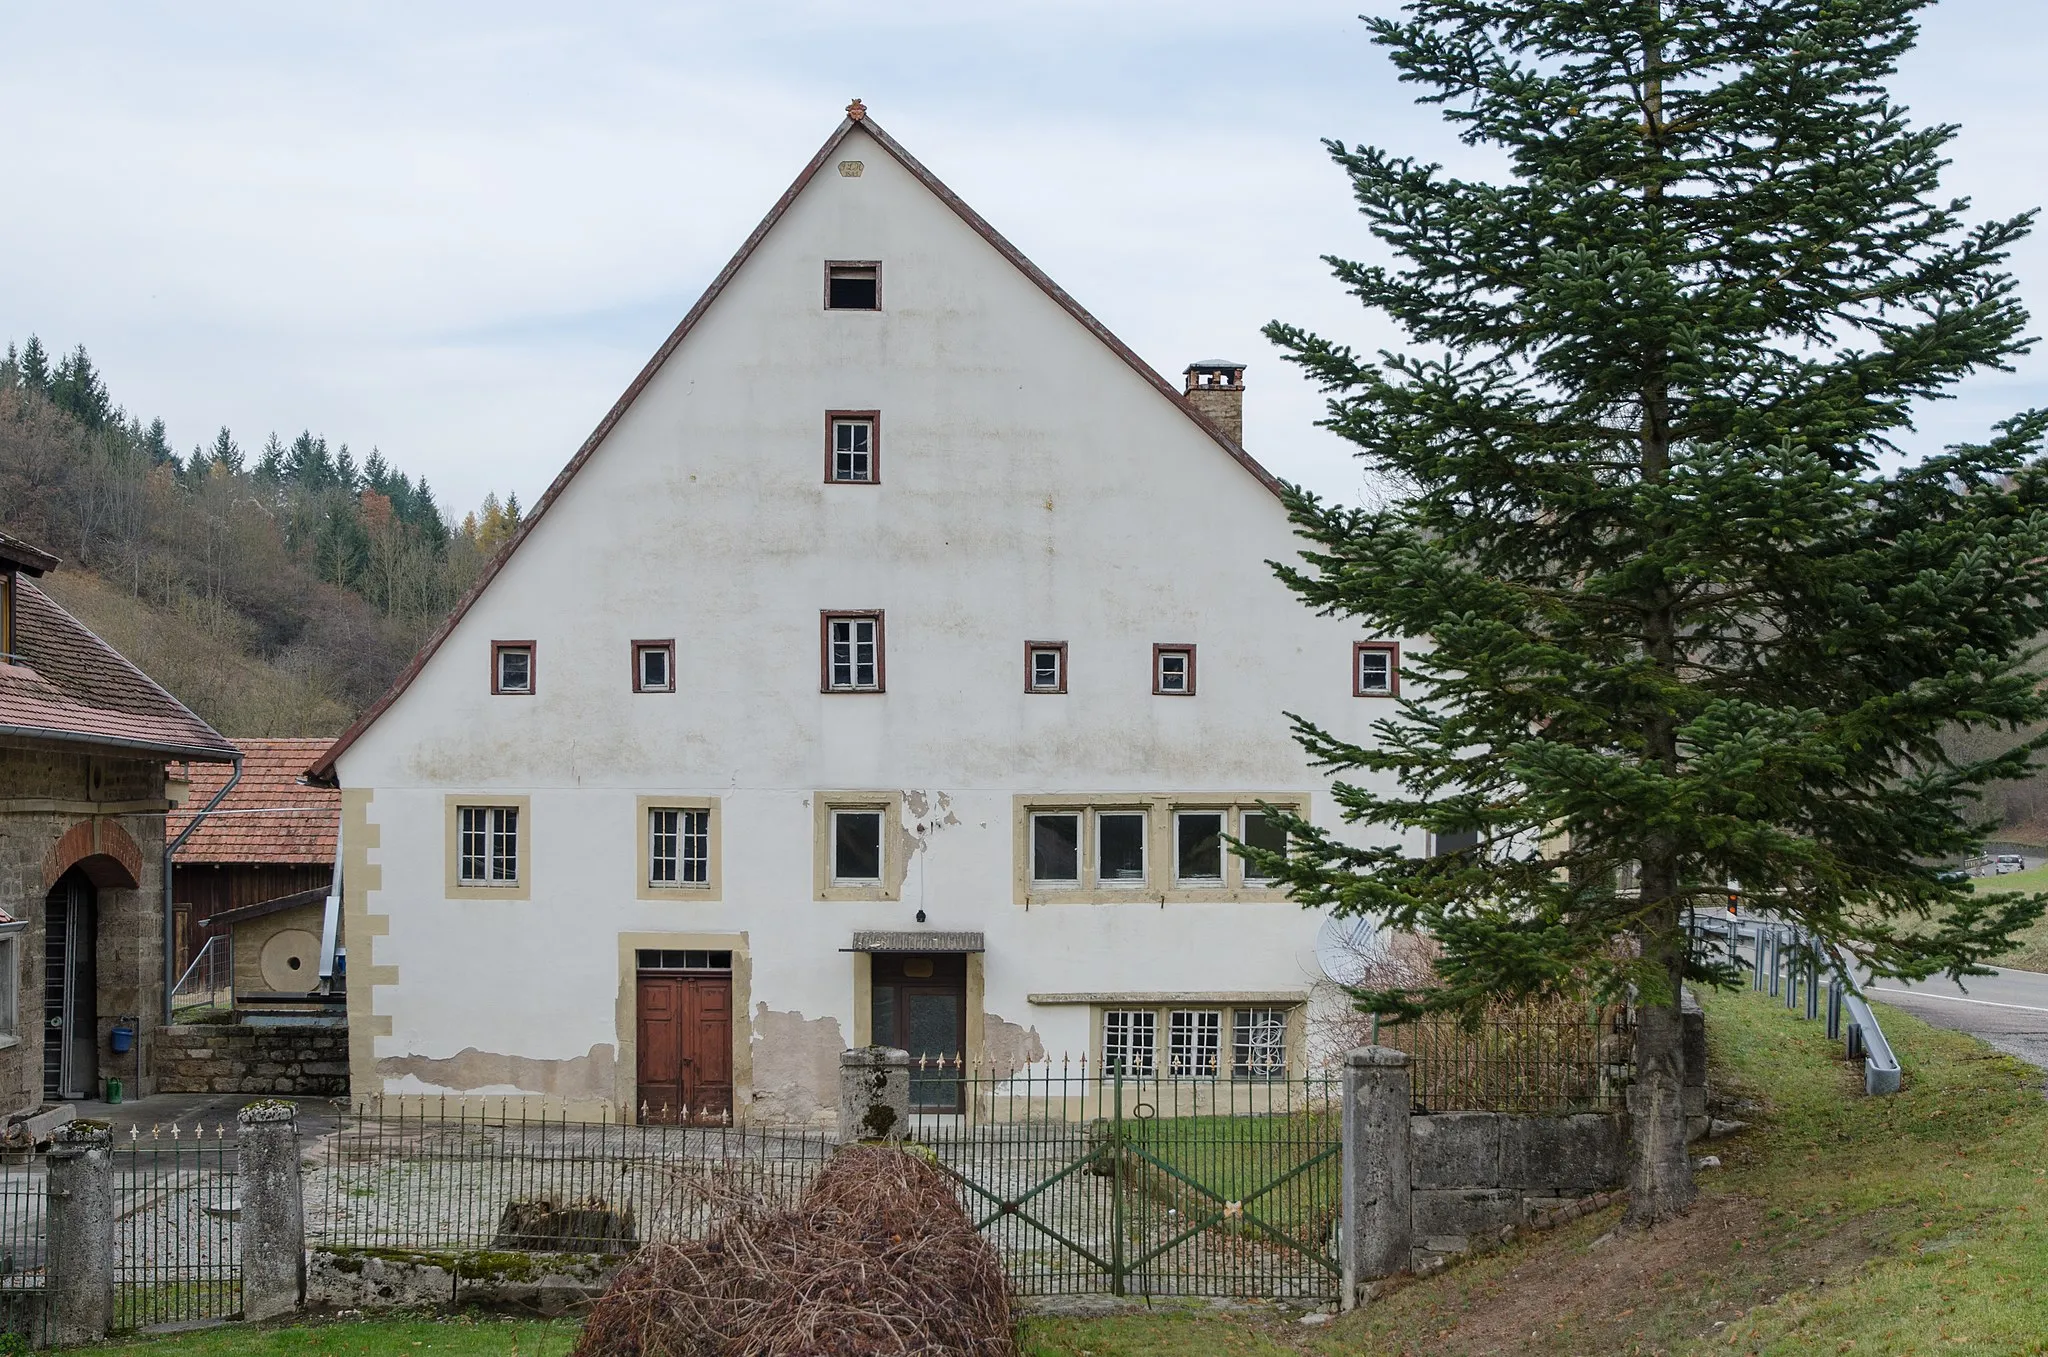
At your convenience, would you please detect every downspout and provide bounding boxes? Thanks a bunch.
[163,755,242,1025]
[317,825,343,990]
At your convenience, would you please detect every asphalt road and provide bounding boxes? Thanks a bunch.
[1862,965,2048,1073]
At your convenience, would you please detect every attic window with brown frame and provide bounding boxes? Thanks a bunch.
[826,262,880,310]
[1153,644,1195,696]
[492,642,534,695]
[1354,642,1399,698]
[827,413,879,483]
[634,640,675,693]
[1025,642,1067,694]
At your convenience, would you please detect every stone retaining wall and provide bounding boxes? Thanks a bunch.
[1408,1111,1627,1267]
[152,1023,348,1095]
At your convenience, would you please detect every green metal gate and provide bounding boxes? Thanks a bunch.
[923,1062,1342,1299]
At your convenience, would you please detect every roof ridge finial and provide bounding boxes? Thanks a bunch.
[846,98,866,122]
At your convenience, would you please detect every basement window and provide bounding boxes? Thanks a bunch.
[1103,1009,1157,1077]
[492,642,534,695]
[826,262,880,310]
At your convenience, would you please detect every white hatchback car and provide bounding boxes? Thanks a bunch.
[1997,854,2027,874]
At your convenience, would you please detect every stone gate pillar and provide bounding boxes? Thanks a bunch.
[1341,1045,1413,1307]
[46,1123,114,1344]
[238,1101,306,1320]
[838,1047,911,1142]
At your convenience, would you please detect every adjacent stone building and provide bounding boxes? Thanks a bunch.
[0,530,238,1110]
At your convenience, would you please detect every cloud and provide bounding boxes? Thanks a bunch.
[2,2,2043,513]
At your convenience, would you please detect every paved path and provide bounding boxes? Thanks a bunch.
[1862,966,2048,1072]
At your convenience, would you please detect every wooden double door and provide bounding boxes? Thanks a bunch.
[635,969,733,1125]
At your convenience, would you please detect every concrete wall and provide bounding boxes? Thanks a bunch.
[0,739,171,1114]
[153,1024,348,1095]
[333,124,1415,1123]
[1407,1112,1627,1268]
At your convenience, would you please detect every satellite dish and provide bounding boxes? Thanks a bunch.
[1314,915,1382,986]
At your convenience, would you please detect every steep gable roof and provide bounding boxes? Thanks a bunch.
[172,738,339,864]
[309,103,1286,785]
[1,578,238,762]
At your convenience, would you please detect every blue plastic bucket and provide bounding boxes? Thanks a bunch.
[109,1025,134,1054]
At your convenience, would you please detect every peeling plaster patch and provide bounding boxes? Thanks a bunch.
[983,1013,1045,1078]
[375,1044,616,1099]
[901,790,962,851]
[749,1005,844,1127]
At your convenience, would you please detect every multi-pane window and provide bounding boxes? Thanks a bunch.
[1103,1009,1157,1076]
[823,613,883,691]
[832,808,884,883]
[1097,812,1146,883]
[830,417,876,483]
[1175,811,1226,882]
[493,642,534,694]
[1154,644,1195,695]
[634,641,674,693]
[1168,1009,1221,1078]
[1239,810,1289,884]
[1031,813,1081,883]
[0,931,18,1041]
[648,808,711,885]
[1026,642,1067,694]
[457,806,519,884]
[1355,642,1399,697]
[1233,1009,1289,1078]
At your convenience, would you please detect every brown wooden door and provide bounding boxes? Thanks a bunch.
[636,974,733,1125]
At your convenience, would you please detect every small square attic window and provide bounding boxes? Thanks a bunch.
[826,262,879,310]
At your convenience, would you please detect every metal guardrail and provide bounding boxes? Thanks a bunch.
[1691,914,1901,1095]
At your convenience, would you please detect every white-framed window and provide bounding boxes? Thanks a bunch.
[1168,1009,1221,1078]
[1030,812,1081,884]
[457,806,519,884]
[1103,1009,1157,1076]
[1239,810,1289,884]
[831,808,885,883]
[1153,644,1195,695]
[649,807,711,885]
[492,642,534,695]
[830,416,876,483]
[0,927,19,1043]
[1233,1008,1289,1078]
[822,612,884,691]
[1175,811,1226,883]
[1355,642,1399,697]
[634,641,674,693]
[1026,642,1067,694]
[1097,811,1146,884]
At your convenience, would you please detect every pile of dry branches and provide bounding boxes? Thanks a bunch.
[572,1145,1015,1357]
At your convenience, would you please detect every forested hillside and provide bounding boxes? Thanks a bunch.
[0,335,521,736]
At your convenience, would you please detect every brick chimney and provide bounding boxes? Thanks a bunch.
[1183,361,1246,444]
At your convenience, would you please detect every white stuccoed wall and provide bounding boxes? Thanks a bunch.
[333,123,1415,1122]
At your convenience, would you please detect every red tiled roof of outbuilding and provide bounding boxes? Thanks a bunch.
[170,739,339,865]
[1,578,238,762]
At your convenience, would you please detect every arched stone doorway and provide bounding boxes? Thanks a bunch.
[43,868,100,1101]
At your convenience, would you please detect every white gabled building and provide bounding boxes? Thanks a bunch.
[310,102,1414,1125]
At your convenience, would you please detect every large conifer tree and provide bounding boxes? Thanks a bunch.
[1259,0,2048,1222]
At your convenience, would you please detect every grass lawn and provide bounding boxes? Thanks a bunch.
[82,1317,579,1357]
[82,991,2048,1355]
[1975,864,2048,971]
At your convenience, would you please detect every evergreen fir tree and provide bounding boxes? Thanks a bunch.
[50,345,113,429]
[210,427,243,476]
[17,336,51,392]
[141,417,175,467]
[1255,0,2048,1223]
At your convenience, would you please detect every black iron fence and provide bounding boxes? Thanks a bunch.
[311,1098,837,1255]
[115,1120,242,1329]
[0,1141,47,1343]
[1369,1007,1631,1113]
[919,1060,1344,1299]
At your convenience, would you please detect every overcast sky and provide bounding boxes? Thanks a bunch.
[3,1,2044,517]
